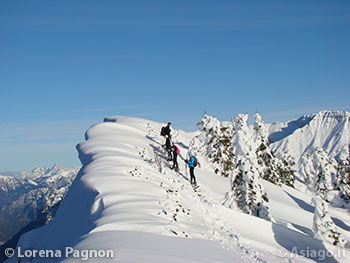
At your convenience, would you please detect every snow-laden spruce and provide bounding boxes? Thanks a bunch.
[198,113,295,187]
[253,113,295,187]
[299,147,337,201]
[337,161,350,199]
[223,114,272,221]
[312,196,347,247]
[335,150,350,206]
[198,114,234,177]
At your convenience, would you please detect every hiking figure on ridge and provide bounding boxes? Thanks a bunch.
[172,143,180,172]
[161,122,173,161]
[161,122,171,137]
[165,135,173,161]
[185,152,198,187]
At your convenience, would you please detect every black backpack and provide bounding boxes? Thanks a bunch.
[161,127,166,136]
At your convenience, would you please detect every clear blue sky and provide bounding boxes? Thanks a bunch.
[1,0,349,171]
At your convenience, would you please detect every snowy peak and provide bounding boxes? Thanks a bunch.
[30,166,49,176]
[269,110,350,143]
[46,163,65,175]
[269,110,350,161]
[317,110,350,124]
[22,164,72,180]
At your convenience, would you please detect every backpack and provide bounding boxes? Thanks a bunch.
[192,156,198,167]
[175,146,180,154]
[160,127,166,136]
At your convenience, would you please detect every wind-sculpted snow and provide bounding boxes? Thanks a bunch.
[7,115,350,263]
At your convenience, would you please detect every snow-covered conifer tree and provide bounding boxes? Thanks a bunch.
[253,112,276,183]
[312,196,347,247]
[336,156,350,201]
[198,114,234,177]
[314,169,331,200]
[253,113,295,187]
[300,147,336,200]
[224,114,272,221]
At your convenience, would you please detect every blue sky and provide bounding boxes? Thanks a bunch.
[1,0,349,171]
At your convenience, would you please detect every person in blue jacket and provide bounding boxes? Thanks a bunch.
[185,152,197,186]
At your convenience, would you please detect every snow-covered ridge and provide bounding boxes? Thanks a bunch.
[8,114,350,263]
[10,116,244,262]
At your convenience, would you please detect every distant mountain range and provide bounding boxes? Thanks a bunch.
[0,164,79,245]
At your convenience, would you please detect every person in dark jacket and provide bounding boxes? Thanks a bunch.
[161,122,172,150]
[165,135,172,161]
[185,152,197,186]
[172,144,179,171]
[162,122,171,137]
[165,122,171,135]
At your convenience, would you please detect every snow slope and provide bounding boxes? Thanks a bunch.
[8,116,350,263]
